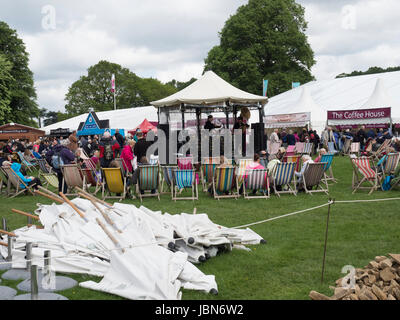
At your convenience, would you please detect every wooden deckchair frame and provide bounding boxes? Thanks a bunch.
[136,165,160,202]
[243,169,270,199]
[212,166,239,200]
[301,162,329,195]
[61,164,86,196]
[351,157,380,195]
[2,166,36,198]
[102,167,128,201]
[172,169,198,201]
[271,162,297,197]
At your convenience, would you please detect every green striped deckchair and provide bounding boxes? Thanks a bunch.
[272,162,297,197]
[200,163,218,192]
[36,159,59,189]
[301,162,329,195]
[172,169,198,201]
[212,166,239,200]
[136,165,160,202]
[243,169,270,199]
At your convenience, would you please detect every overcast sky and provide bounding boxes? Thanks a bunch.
[1,0,399,112]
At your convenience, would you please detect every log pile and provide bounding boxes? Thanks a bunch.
[310,254,400,300]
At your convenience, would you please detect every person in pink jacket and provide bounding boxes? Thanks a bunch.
[120,140,136,173]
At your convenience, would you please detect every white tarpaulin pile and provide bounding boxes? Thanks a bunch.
[0,198,264,300]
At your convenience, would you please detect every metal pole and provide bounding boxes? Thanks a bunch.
[26,242,33,272]
[321,199,333,284]
[30,264,39,300]
[44,250,51,275]
[2,217,7,231]
[6,236,14,261]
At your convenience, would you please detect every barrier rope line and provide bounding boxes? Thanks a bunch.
[1,196,400,266]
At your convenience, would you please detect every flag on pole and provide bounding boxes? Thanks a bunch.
[263,80,268,97]
[111,74,116,93]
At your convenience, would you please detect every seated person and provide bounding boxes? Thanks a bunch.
[295,155,314,189]
[260,150,268,168]
[218,155,230,168]
[244,153,267,195]
[10,162,42,190]
[0,154,12,167]
[314,148,327,163]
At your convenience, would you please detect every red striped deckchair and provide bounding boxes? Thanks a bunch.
[371,139,392,162]
[351,157,380,195]
[136,165,160,202]
[212,166,239,200]
[271,162,297,197]
[172,169,198,201]
[301,162,329,195]
[243,169,270,199]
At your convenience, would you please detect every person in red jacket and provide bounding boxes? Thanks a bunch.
[120,139,136,173]
[99,132,120,168]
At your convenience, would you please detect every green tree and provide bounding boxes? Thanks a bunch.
[0,22,39,126]
[204,0,315,97]
[0,54,13,124]
[65,60,177,115]
[166,78,197,91]
[336,66,400,78]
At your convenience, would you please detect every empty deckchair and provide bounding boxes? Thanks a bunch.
[328,142,339,155]
[350,142,360,156]
[283,155,301,172]
[295,142,304,154]
[243,169,270,199]
[172,169,198,201]
[351,157,380,195]
[302,143,313,155]
[136,165,160,202]
[378,152,400,182]
[36,158,59,189]
[80,167,102,196]
[2,166,36,198]
[17,151,36,172]
[285,145,296,157]
[200,162,218,192]
[102,167,128,201]
[320,153,337,183]
[160,165,177,195]
[235,159,253,188]
[271,162,297,197]
[300,162,329,195]
[177,156,193,170]
[372,139,392,162]
[212,166,239,200]
[61,164,86,196]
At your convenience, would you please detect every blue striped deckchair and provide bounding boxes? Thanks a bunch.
[243,169,270,199]
[212,166,239,200]
[172,169,198,201]
[36,158,59,189]
[136,165,160,202]
[301,162,329,195]
[160,165,177,195]
[320,153,337,183]
[200,163,218,192]
[302,143,313,155]
[328,142,339,155]
[272,162,297,197]
[17,151,36,173]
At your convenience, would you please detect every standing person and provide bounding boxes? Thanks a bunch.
[356,126,367,151]
[269,129,280,144]
[46,140,75,193]
[114,129,125,156]
[120,140,136,174]
[286,130,296,146]
[68,130,78,153]
[99,132,120,168]
[133,130,152,164]
[204,115,216,130]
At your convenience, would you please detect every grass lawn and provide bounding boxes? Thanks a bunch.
[1,155,399,300]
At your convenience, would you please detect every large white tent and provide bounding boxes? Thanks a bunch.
[42,106,158,135]
[151,70,268,107]
[264,71,400,133]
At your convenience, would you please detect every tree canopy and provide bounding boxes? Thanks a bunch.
[204,0,315,97]
[0,54,13,123]
[0,21,39,126]
[65,60,177,116]
[336,66,400,79]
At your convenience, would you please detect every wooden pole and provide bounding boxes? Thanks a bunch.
[34,190,65,204]
[0,229,16,237]
[59,192,87,222]
[0,241,8,247]
[37,186,64,202]
[88,197,122,233]
[321,199,333,284]
[11,209,40,221]
[96,218,124,253]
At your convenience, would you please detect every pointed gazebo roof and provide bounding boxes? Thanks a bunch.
[151,71,268,107]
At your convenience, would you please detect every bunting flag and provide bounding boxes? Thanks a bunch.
[263,80,268,97]
[111,74,116,93]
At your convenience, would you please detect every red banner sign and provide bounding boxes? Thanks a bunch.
[327,108,391,121]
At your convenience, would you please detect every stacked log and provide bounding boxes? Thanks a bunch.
[310,254,400,300]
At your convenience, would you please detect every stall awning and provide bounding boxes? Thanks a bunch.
[327,107,391,126]
[264,112,311,129]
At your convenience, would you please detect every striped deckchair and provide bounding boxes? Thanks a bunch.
[243,169,270,199]
[235,159,253,188]
[2,166,36,198]
[271,162,297,197]
[0,167,9,195]
[320,153,337,183]
[350,142,360,156]
[80,167,102,196]
[61,164,85,196]
[285,145,296,157]
[302,143,313,155]
[372,139,392,162]
[17,151,36,172]
[160,165,177,195]
[343,139,352,155]
[351,157,380,195]
[36,158,59,189]
[149,155,159,165]
[300,162,329,195]
[172,169,198,201]
[378,153,400,182]
[267,141,281,159]
[102,167,128,201]
[295,142,304,154]
[212,166,239,200]
[136,165,160,202]
[200,163,218,192]
[283,155,301,172]
[328,142,339,155]
[177,156,193,170]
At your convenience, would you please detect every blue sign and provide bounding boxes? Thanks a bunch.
[292,82,301,89]
[77,111,125,137]
[263,80,269,97]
